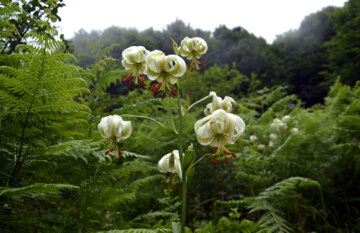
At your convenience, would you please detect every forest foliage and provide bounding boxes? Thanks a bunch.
[0,0,359,232]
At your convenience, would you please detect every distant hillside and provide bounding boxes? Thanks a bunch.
[70,0,359,106]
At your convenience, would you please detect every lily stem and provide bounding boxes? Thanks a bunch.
[176,82,186,233]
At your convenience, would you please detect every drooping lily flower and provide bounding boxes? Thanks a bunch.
[145,50,186,98]
[121,46,149,88]
[194,109,245,164]
[179,37,208,72]
[98,115,132,156]
[158,150,182,180]
[204,91,236,115]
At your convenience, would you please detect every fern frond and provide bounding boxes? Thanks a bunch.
[98,229,172,233]
[0,183,79,197]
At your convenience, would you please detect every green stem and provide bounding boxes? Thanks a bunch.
[188,153,212,171]
[187,94,213,112]
[120,114,175,133]
[176,82,186,233]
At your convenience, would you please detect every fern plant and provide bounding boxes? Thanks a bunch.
[0,22,90,186]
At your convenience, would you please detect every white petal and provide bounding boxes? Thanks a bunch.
[119,120,132,140]
[204,103,213,115]
[98,116,113,139]
[222,96,235,112]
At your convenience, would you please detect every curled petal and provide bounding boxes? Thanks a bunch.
[158,150,182,179]
[222,96,236,112]
[118,120,132,141]
[165,55,186,77]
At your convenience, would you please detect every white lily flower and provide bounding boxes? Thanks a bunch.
[98,115,132,156]
[250,135,257,143]
[179,37,208,72]
[194,109,245,158]
[179,37,208,60]
[158,150,182,180]
[121,46,149,88]
[204,91,236,115]
[145,50,186,98]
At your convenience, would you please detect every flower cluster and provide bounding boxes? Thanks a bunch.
[121,37,207,99]
[98,115,132,157]
[249,115,299,152]
[194,92,245,166]
[179,37,208,72]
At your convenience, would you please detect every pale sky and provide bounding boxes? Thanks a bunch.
[56,0,347,44]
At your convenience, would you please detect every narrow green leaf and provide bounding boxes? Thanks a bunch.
[170,37,179,55]
[184,94,190,111]
[167,109,178,134]
[183,144,195,172]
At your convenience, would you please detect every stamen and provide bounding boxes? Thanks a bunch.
[151,83,156,91]
[123,74,133,82]
[231,152,237,159]
[224,149,229,154]
[169,85,173,89]
[141,79,147,87]
[129,80,134,88]
[140,76,145,81]
[162,92,166,99]
[137,82,141,88]
[199,61,206,67]
[191,67,194,72]
[171,90,177,96]
[210,121,213,125]
[217,160,220,167]
[187,63,191,69]
[118,149,123,155]
[215,146,218,150]
[152,88,158,97]
[225,157,229,165]
[157,82,163,90]
[211,157,215,163]
[105,150,110,155]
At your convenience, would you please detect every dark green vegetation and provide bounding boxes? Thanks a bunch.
[0,0,359,232]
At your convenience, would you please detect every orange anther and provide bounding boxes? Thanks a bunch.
[152,88,158,97]
[225,157,229,165]
[171,90,177,96]
[123,74,133,82]
[129,80,134,88]
[231,152,237,158]
[151,83,156,91]
[162,92,166,99]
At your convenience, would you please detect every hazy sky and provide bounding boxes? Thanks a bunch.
[56,0,347,44]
